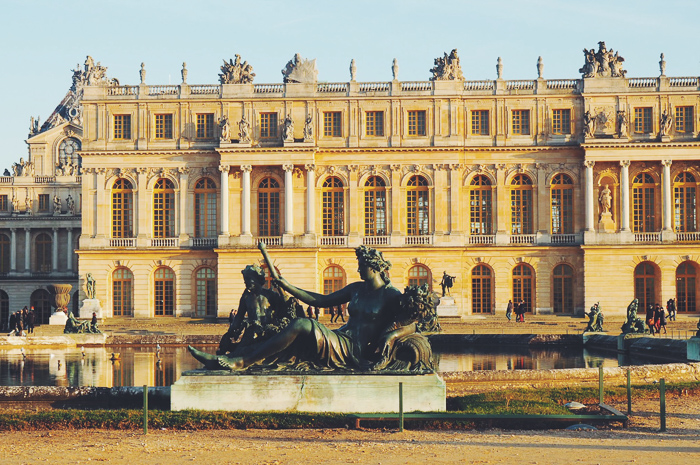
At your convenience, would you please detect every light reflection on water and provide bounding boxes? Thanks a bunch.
[0,345,659,387]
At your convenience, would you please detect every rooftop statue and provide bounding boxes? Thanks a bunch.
[281,53,318,84]
[189,242,438,372]
[579,42,626,78]
[71,56,119,91]
[430,49,464,81]
[219,55,255,84]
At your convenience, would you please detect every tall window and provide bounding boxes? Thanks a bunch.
[634,262,656,311]
[510,174,533,235]
[258,177,281,236]
[153,178,175,238]
[155,114,173,139]
[322,177,344,236]
[365,111,384,136]
[677,262,697,313]
[364,176,387,236]
[408,110,426,136]
[552,264,574,314]
[323,112,342,137]
[154,267,175,316]
[194,178,217,238]
[674,172,697,232]
[0,234,9,274]
[512,109,530,135]
[196,113,215,139]
[260,112,278,139]
[38,194,49,212]
[112,267,133,317]
[323,265,345,295]
[471,265,492,314]
[675,106,694,133]
[35,233,52,272]
[552,109,571,135]
[0,290,8,331]
[408,264,431,289]
[0,195,7,212]
[471,110,489,135]
[632,173,656,232]
[195,267,217,317]
[634,107,653,133]
[112,178,134,238]
[551,173,574,234]
[469,175,492,235]
[114,114,132,139]
[407,175,429,236]
[512,264,534,313]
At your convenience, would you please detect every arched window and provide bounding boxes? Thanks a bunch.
[471,265,492,314]
[154,267,175,316]
[0,290,8,331]
[408,264,431,289]
[674,172,697,233]
[195,267,217,317]
[676,262,697,313]
[632,173,657,233]
[407,175,429,236]
[634,262,657,312]
[552,264,574,314]
[512,264,534,313]
[510,174,533,235]
[258,177,281,237]
[112,178,134,238]
[58,138,81,166]
[0,233,9,274]
[30,289,52,325]
[322,177,344,236]
[364,176,387,236]
[323,265,346,295]
[551,174,574,234]
[153,178,175,238]
[194,178,217,238]
[469,175,492,235]
[113,267,133,316]
[35,233,52,272]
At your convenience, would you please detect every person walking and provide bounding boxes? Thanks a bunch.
[313,306,320,321]
[506,300,513,322]
[329,306,337,323]
[336,305,345,323]
[645,304,656,336]
[667,298,676,322]
[517,300,526,323]
[657,303,667,334]
[26,308,35,334]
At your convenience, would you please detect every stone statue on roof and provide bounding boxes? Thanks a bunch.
[579,42,626,78]
[219,55,255,84]
[281,53,318,84]
[430,49,464,81]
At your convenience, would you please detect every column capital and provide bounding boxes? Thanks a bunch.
[347,164,359,172]
[283,164,295,172]
[390,164,402,172]
[178,166,190,175]
[240,165,252,173]
[137,167,148,175]
[495,163,506,171]
[583,160,595,169]
[52,227,58,232]
[24,227,31,232]
[10,227,16,233]
[66,227,73,233]
[619,160,631,168]
[218,164,230,173]
[95,167,107,175]
[661,159,673,167]
[449,163,464,171]
[304,163,316,172]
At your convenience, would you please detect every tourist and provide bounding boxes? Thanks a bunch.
[8,311,16,336]
[306,305,313,319]
[667,298,676,322]
[26,308,35,334]
[645,304,656,336]
[329,306,336,323]
[313,306,320,321]
[506,300,513,322]
[336,305,345,323]
[655,304,667,334]
[517,300,526,322]
[90,312,99,332]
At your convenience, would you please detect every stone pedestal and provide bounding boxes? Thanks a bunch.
[171,372,446,413]
[437,296,459,318]
[48,310,68,326]
[687,337,700,361]
[79,299,104,319]
[598,212,615,233]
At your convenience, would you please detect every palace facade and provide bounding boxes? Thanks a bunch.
[2,45,700,323]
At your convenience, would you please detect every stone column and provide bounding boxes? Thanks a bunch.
[494,164,508,244]
[305,164,316,235]
[10,228,16,272]
[390,164,402,241]
[347,165,360,244]
[241,165,252,236]
[179,167,189,240]
[584,160,595,231]
[620,160,630,231]
[434,166,448,235]
[137,168,148,239]
[24,228,30,272]
[662,160,673,231]
[449,165,462,235]
[219,165,230,235]
[52,228,58,272]
[95,169,107,239]
[283,164,294,235]
[66,228,73,271]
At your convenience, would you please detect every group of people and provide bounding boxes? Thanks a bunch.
[645,298,677,335]
[302,305,345,323]
[7,306,35,336]
[505,299,528,322]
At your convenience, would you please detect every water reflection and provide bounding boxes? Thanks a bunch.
[0,345,664,387]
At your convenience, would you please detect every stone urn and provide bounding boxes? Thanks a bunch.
[48,284,73,313]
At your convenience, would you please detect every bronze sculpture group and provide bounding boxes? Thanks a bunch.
[583,302,604,333]
[189,243,439,372]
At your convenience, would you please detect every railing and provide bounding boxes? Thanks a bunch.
[320,236,347,246]
[31,271,52,278]
[551,234,577,245]
[634,232,661,242]
[253,83,284,93]
[402,81,432,92]
[109,238,136,248]
[107,86,138,96]
[34,176,55,184]
[362,236,389,246]
[74,176,82,183]
[359,82,390,92]
[669,77,699,87]
[506,80,535,90]
[0,177,12,184]
[190,85,220,95]
[148,85,179,95]
[628,77,657,88]
[317,83,348,93]
[150,238,179,247]
[510,234,536,244]
[464,80,494,91]
[676,232,700,242]
[191,237,217,248]
[546,79,579,90]
[255,236,281,247]
[468,235,494,245]
[405,235,433,245]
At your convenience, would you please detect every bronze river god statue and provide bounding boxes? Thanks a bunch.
[188,242,437,372]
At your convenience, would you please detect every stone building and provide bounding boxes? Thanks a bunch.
[2,44,700,322]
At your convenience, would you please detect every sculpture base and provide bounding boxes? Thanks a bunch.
[79,299,104,319]
[171,371,446,413]
[48,311,68,326]
[598,212,615,233]
[437,296,459,318]
[688,337,700,361]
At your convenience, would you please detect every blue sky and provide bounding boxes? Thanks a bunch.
[1,0,699,170]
